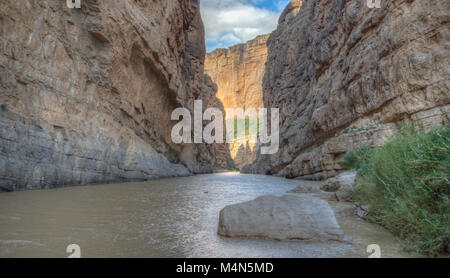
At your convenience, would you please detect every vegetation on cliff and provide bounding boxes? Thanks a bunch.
[344,122,450,256]
[226,118,260,138]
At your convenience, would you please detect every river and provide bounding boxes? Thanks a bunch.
[0,173,416,258]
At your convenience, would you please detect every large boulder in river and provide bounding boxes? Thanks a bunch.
[218,195,345,242]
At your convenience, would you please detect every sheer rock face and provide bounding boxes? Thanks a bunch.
[0,0,227,191]
[244,0,450,179]
[205,34,268,113]
[205,35,269,168]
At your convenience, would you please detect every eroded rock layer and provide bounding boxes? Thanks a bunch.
[244,0,450,179]
[0,0,229,191]
[205,34,269,168]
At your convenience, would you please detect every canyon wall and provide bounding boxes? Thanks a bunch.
[205,34,269,168]
[244,0,450,179]
[205,34,268,113]
[0,0,230,191]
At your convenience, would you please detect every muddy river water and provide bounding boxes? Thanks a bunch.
[0,173,417,258]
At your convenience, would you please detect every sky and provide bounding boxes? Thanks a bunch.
[201,0,291,52]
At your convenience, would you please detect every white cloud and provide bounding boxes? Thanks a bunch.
[201,0,289,52]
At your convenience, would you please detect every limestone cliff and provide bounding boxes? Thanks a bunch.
[205,34,269,168]
[205,34,268,112]
[244,0,450,179]
[0,0,230,191]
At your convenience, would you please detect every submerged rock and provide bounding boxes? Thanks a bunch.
[355,205,371,219]
[218,195,345,242]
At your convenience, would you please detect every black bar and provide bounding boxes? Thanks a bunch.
[0,258,445,276]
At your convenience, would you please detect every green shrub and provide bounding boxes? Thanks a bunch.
[342,146,374,175]
[228,168,240,172]
[345,122,450,256]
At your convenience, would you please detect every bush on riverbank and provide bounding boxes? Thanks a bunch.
[343,122,449,256]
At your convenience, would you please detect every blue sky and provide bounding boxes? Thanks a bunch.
[201,0,291,52]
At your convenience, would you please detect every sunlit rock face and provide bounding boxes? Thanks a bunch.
[205,34,268,115]
[205,34,269,168]
[0,0,230,191]
[201,75,236,171]
[244,0,450,179]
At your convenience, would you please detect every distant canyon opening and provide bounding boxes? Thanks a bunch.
[204,34,270,169]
